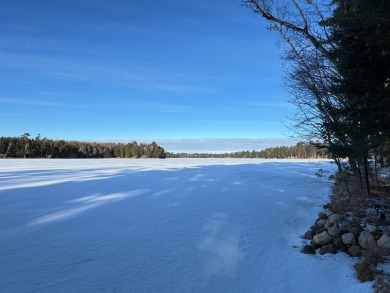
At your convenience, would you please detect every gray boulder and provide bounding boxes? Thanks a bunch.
[346,223,363,236]
[364,224,378,234]
[327,225,341,238]
[348,245,362,257]
[342,232,356,246]
[333,237,344,249]
[316,219,327,228]
[318,212,327,220]
[325,210,333,217]
[313,231,332,246]
[358,231,376,249]
[327,214,342,225]
[302,245,316,255]
[377,233,390,250]
[319,244,336,255]
[303,229,314,240]
[324,221,332,229]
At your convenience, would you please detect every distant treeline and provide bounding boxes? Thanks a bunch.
[167,142,328,159]
[0,134,166,159]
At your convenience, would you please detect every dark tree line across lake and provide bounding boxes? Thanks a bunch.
[0,135,166,159]
[0,135,328,159]
[166,142,328,159]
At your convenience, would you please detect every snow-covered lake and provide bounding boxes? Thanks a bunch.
[0,159,371,292]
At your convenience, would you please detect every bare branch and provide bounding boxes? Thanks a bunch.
[291,0,308,29]
[243,0,333,61]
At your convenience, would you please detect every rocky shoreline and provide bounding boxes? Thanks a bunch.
[301,173,390,292]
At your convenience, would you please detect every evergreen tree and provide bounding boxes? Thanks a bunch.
[329,0,390,193]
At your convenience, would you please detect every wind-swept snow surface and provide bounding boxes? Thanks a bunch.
[0,159,371,292]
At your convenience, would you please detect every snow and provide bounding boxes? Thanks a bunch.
[0,159,372,292]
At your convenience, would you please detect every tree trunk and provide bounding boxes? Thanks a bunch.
[5,142,12,158]
[363,152,371,196]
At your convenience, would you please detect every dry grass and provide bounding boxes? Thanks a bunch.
[354,245,383,282]
[329,174,366,216]
[354,260,377,282]
[371,184,390,198]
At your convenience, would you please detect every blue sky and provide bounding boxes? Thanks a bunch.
[0,0,294,151]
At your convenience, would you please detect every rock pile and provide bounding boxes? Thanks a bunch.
[302,170,390,289]
[302,210,390,256]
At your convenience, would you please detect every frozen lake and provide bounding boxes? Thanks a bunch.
[0,159,371,292]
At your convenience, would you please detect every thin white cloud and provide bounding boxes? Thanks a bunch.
[157,137,298,153]
[0,97,189,113]
[0,98,58,106]
[248,102,293,108]
[0,51,217,95]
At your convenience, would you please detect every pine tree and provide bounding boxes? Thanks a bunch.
[329,0,390,193]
